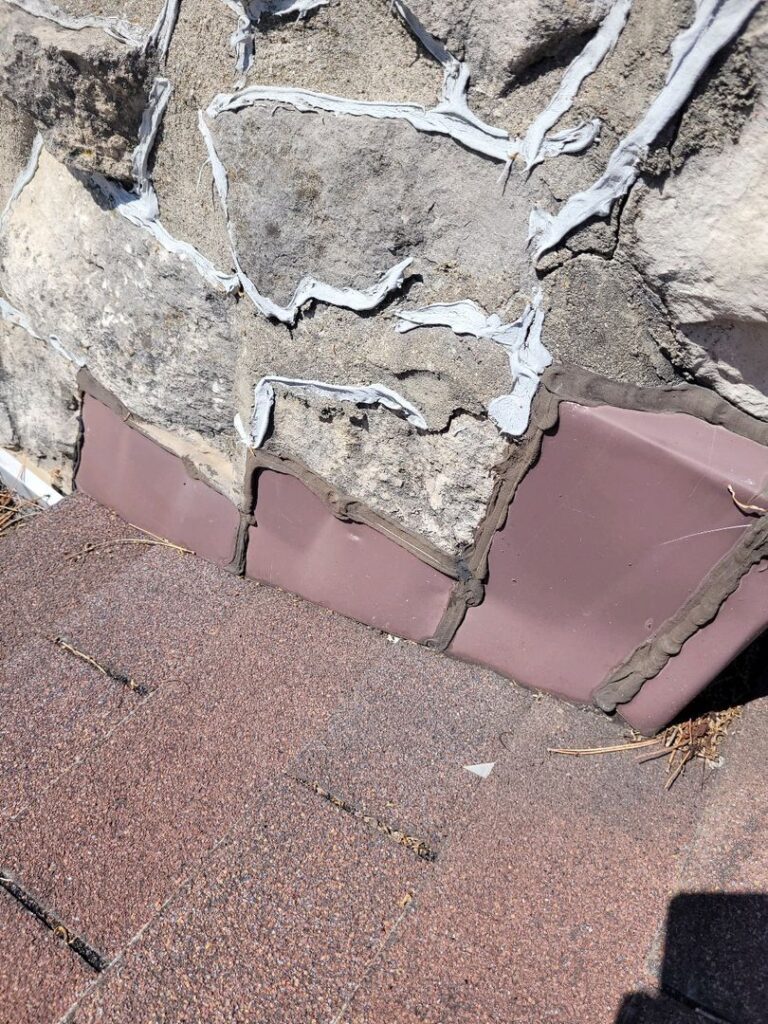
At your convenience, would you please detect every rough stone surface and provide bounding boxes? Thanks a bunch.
[0,321,80,491]
[263,393,508,555]
[0,5,150,181]
[2,0,768,572]
[215,106,534,311]
[544,255,674,386]
[407,0,612,98]
[627,14,768,419]
[0,148,241,496]
[0,97,36,211]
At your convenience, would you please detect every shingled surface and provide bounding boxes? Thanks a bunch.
[1,495,766,1024]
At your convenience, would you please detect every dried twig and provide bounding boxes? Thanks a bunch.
[65,537,194,562]
[50,637,149,696]
[548,707,742,789]
[0,485,40,538]
[547,738,658,756]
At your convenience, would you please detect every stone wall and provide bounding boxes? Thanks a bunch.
[2,0,768,728]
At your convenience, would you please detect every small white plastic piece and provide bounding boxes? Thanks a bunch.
[0,447,63,506]
[463,762,495,779]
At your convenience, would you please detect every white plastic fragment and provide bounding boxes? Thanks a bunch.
[145,0,180,58]
[532,0,763,258]
[463,762,495,779]
[3,0,145,45]
[233,412,250,445]
[199,110,413,322]
[519,0,632,172]
[395,290,551,437]
[248,376,428,448]
[0,447,64,506]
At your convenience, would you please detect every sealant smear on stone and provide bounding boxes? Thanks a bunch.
[391,0,604,171]
[531,0,763,259]
[198,110,413,323]
[3,0,145,45]
[518,0,633,172]
[207,75,602,171]
[207,83,513,161]
[0,134,84,365]
[131,76,173,213]
[221,0,329,74]
[89,79,240,294]
[144,0,180,59]
[390,0,507,139]
[395,290,551,436]
[0,132,44,224]
[667,0,720,82]
[248,375,428,448]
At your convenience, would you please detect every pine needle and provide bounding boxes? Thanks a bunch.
[548,706,742,789]
[0,485,40,538]
[547,738,658,756]
[65,537,194,562]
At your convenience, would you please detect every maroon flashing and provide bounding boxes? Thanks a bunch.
[620,564,768,734]
[245,469,454,642]
[450,402,768,722]
[75,394,240,567]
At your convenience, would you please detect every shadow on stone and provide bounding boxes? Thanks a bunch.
[616,892,768,1023]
